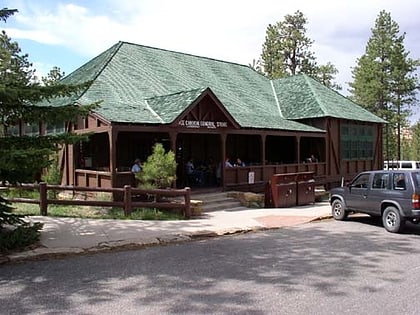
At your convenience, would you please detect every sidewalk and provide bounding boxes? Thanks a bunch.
[1,202,332,264]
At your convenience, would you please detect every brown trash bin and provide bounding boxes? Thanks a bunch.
[271,173,297,208]
[296,171,315,206]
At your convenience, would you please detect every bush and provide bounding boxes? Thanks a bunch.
[0,221,43,252]
[0,196,43,252]
[137,143,177,189]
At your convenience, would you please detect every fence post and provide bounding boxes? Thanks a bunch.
[123,185,132,216]
[39,182,48,216]
[184,187,191,219]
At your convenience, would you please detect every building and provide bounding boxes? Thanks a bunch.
[48,41,385,192]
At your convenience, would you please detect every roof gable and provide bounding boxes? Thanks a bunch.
[272,74,386,123]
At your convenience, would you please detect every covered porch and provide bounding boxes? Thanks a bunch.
[67,127,328,193]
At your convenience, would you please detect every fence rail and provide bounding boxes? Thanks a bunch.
[1,183,191,219]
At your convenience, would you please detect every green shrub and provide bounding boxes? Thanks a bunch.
[42,152,62,199]
[0,221,43,252]
[0,196,43,252]
[137,143,177,189]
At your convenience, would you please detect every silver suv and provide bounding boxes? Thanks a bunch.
[330,170,420,233]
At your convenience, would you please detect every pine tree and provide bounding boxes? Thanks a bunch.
[411,121,420,159]
[0,8,98,250]
[0,29,96,184]
[349,10,419,160]
[316,62,341,91]
[137,143,177,189]
[260,10,340,89]
[0,7,17,22]
[260,23,286,79]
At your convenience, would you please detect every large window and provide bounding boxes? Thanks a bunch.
[24,122,39,137]
[341,124,373,160]
[46,122,65,135]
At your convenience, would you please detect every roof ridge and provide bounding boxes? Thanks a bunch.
[270,80,283,118]
[146,87,207,100]
[302,74,327,115]
[62,42,124,105]
[144,99,165,123]
[119,41,252,70]
[92,42,123,82]
[77,42,123,102]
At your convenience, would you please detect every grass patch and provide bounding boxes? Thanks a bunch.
[10,203,184,220]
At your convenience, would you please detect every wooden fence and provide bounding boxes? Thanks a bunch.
[1,183,192,219]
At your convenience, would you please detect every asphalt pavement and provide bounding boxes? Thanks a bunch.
[1,201,332,264]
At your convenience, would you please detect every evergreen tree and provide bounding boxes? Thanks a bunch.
[0,7,17,22]
[410,121,420,159]
[349,10,419,160]
[260,23,286,79]
[260,10,340,89]
[42,66,65,86]
[316,62,341,91]
[137,143,177,189]
[0,8,98,251]
[0,29,96,184]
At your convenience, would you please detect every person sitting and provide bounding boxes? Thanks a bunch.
[186,158,204,186]
[305,155,318,163]
[131,158,142,173]
[395,174,406,189]
[225,157,233,168]
[235,158,245,167]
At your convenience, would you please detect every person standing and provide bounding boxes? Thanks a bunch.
[131,158,142,173]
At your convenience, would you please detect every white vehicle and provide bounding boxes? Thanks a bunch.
[383,160,420,170]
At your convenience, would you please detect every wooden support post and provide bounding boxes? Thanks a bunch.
[184,187,191,219]
[123,185,132,216]
[39,182,48,216]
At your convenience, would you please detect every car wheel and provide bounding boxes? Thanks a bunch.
[382,206,405,233]
[331,199,348,220]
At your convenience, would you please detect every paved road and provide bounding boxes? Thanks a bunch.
[2,216,420,314]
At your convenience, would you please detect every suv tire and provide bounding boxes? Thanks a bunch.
[332,199,348,220]
[382,206,405,233]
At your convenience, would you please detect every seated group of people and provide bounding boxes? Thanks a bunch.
[186,158,215,187]
[186,157,247,187]
[224,157,246,168]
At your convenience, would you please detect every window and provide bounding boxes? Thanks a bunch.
[46,122,65,135]
[401,162,413,169]
[341,124,373,160]
[6,124,19,136]
[351,173,370,189]
[372,173,389,189]
[393,173,406,190]
[24,122,39,137]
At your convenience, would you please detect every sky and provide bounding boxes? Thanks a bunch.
[2,0,420,120]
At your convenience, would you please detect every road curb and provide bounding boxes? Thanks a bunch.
[1,215,332,265]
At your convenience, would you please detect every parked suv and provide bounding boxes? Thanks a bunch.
[330,170,420,233]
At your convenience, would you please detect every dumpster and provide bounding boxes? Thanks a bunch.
[271,173,297,207]
[296,171,315,206]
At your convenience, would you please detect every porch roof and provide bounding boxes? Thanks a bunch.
[53,41,384,131]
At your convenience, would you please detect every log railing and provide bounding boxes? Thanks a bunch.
[2,183,191,219]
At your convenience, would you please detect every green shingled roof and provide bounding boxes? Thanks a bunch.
[56,41,384,131]
[272,75,386,123]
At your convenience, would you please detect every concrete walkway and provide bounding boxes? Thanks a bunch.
[1,202,332,264]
